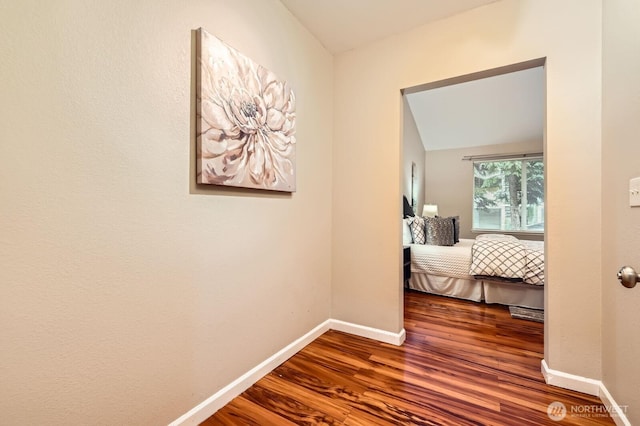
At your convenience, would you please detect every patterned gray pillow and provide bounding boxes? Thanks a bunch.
[425,217,455,246]
[444,216,460,243]
[409,216,426,244]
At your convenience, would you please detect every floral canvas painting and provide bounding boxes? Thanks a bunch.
[196,28,296,192]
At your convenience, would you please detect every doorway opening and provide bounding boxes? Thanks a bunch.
[400,58,546,326]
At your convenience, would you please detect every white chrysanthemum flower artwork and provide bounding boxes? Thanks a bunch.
[196,28,296,192]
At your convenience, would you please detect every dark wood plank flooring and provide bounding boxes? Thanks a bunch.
[202,291,614,425]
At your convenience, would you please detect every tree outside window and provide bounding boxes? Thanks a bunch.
[473,158,544,232]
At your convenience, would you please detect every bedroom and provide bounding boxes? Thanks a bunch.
[401,63,545,311]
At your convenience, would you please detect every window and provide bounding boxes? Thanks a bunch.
[472,157,544,232]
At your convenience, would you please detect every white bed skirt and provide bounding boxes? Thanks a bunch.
[408,273,544,309]
[483,279,544,309]
[408,273,484,302]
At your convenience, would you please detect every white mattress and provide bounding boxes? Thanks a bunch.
[410,238,475,280]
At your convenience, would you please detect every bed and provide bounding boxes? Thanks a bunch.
[407,236,544,309]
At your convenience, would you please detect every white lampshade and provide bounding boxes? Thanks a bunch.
[422,204,438,218]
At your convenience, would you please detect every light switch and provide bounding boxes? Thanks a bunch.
[630,177,640,207]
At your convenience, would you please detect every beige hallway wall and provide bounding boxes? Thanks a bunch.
[332,0,603,379]
[0,0,333,424]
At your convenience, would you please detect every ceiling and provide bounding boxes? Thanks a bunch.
[405,67,544,151]
[279,0,499,54]
[279,0,543,152]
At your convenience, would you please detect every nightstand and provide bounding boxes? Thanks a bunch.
[403,245,411,288]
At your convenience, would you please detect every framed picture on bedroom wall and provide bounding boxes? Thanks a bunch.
[195,28,297,192]
[411,162,417,212]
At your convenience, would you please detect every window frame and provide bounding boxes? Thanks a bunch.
[471,156,544,235]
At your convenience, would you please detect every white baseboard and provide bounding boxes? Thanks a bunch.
[168,319,331,426]
[169,320,406,425]
[329,319,406,346]
[541,359,631,426]
[541,359,600,396]
[598,382,631,426]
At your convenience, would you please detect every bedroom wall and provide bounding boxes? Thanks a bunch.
[602,0,640,422]
[0,0,333,424]
[425,140,543,240]
[333,0,603,379]
[402,96,426,215]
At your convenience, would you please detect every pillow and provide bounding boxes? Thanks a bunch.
[409,216,426,244]
[425,216,455,246]
[476,233,517,241]
[444,215,460,244]
[402,218,413,244]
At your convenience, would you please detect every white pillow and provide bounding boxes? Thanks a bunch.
[402,218,413,244]
[476,233,517,241]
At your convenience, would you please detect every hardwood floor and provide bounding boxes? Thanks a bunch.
[202,291,615,425]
